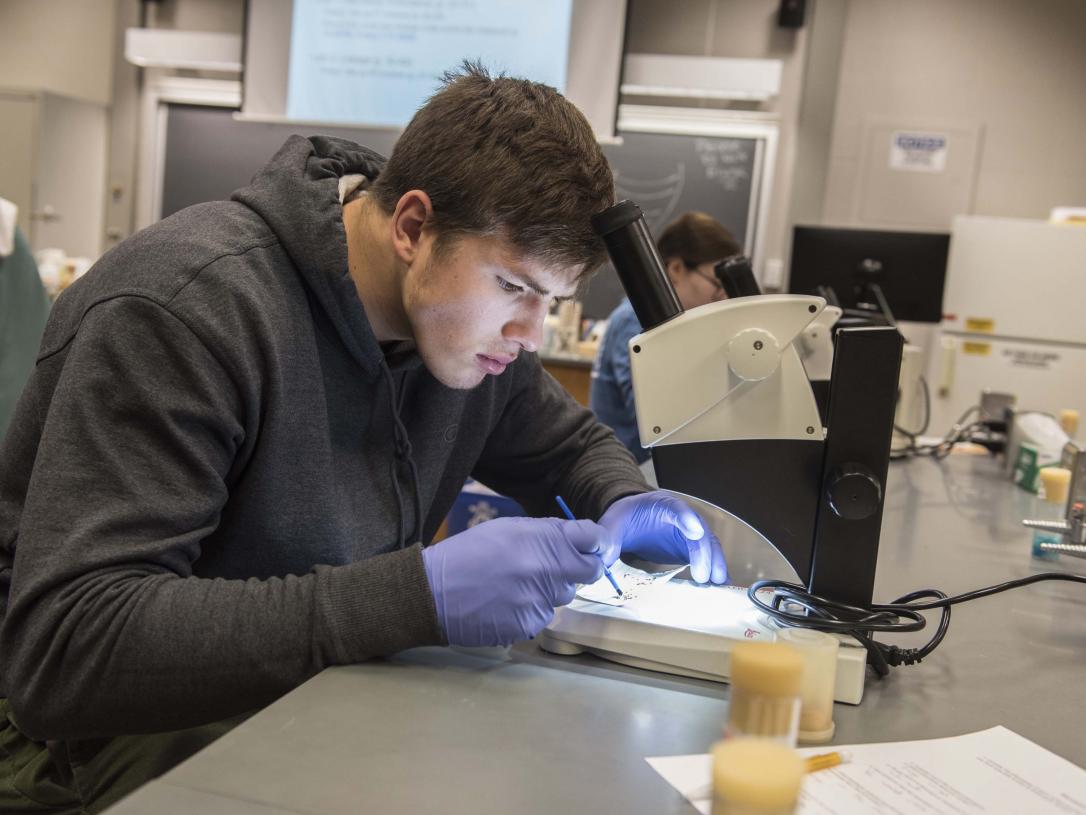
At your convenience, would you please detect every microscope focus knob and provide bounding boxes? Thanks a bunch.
[727,328,781,381]
[826,464,882,520]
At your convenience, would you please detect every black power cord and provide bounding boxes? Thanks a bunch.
[891,396,984,460]
[891,399,1012,461]
[892,399,1060,461]
[747,572,1086,678]
[893,374,932,439]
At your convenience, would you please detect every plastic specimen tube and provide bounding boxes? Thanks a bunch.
[726,642,803,746]
[1039,466,1072,505]
[711,738,805,815]
[777,627,839,743]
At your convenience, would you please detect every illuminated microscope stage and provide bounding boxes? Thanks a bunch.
[540,493,869,705]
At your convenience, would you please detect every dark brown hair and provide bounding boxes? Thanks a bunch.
[370,61,614,279]
[656,212,742,268]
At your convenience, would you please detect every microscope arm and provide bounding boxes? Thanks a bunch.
[629,295,828,449]
[591,200,902,605]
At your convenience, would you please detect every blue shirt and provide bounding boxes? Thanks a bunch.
[590,298,649,463]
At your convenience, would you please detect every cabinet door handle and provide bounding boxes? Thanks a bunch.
[937,336,957,397]
[30,204,61,222]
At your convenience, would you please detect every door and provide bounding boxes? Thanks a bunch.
[0,91,37,239]
[34,93,108,259]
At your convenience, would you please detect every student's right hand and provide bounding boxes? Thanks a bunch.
[421,516,606,647]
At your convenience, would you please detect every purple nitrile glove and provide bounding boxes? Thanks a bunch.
[422,516,606,647]
[599,491,727,585]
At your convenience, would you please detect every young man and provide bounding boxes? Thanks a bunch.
[591,212,742,464]
[0,65,726,812]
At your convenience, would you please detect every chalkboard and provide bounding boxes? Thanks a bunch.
[162,105,400,219]
[161,105,762,318]
[584,131,757,319]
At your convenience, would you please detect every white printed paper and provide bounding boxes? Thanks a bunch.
[576,562,684,607]
[647,727,1086,815]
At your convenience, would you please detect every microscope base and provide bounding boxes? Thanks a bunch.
[540,582,868,705]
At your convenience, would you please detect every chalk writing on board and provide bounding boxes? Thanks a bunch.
[695,138,751,192]
[613,164,686,234]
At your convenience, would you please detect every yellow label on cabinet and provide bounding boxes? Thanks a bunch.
[965,317,995,333]
[962,342,991,356]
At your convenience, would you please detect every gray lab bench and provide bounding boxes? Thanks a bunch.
[107,455,1086,813]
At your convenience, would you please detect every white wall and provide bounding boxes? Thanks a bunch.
[821,0,1086,228]
[146,0,245,34]
[626,0,811,285]
[0,1,114,256]
[787,0,847,229]
[102,0,245,250]
[0,0,116,105]
[97,0,1086,264]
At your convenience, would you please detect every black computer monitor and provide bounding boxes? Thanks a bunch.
[788,226,950,323]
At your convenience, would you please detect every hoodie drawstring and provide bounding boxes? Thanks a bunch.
[381,364,424,550]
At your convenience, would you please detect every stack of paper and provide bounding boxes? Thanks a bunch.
[647,727,1086,814]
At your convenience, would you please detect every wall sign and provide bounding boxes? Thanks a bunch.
[889,131,948,173]
[1002,348,1061,371]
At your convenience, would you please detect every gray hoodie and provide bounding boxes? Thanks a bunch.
[0,135,646,740]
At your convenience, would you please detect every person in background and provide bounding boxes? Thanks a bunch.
[590,211,742,464]
[0,198,50,438]
[0,64,727,814]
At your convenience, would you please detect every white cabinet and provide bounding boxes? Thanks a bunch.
[0,88,108,259]
[924,216,1086,432]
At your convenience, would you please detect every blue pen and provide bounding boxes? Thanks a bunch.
[555,495,624,599]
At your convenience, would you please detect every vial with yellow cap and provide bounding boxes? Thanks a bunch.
[1059,409,1079,439]
[711,738,805,815]
[725,642,803,746]
[777,627,839,743]
[1029,466,1072,560]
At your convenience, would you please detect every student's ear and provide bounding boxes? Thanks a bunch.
[390,190,433,264]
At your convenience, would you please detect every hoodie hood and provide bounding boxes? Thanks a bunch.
[232,135,390,380]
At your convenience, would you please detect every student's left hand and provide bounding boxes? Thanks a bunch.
[599,491,727,585]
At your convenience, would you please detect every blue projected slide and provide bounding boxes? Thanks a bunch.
[286,0,573,128]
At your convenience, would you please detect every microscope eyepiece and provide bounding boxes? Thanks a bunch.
[589,200,643,236]
[715,256,762,299]
[591,200,682,331]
